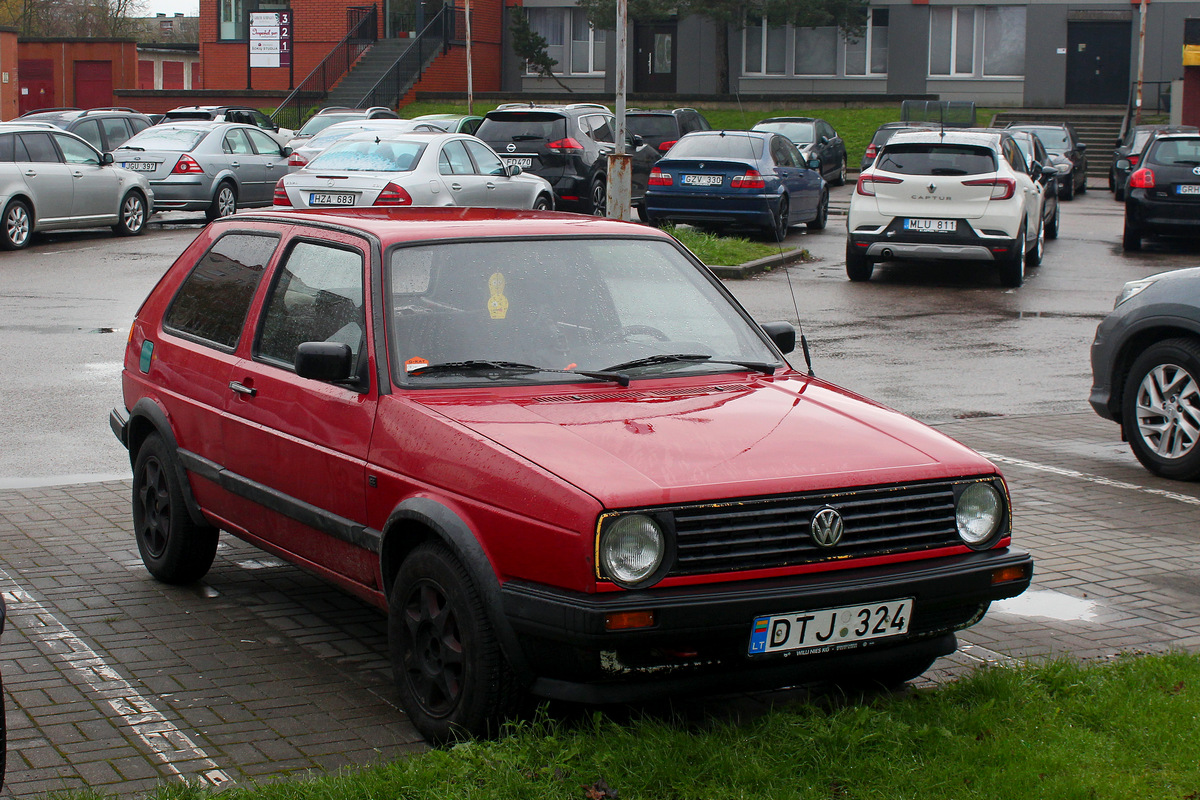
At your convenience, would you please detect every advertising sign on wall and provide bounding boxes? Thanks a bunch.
[249,10,292,69]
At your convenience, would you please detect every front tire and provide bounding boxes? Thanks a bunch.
[390,542,520,743]
[833,156,847,186]
[1060,174,1075,201]
[206,181,237,222]
[1045,201,1060,239]
[2,198,32,250]
[998,225,1026,288]
[531,193,552,211]
[1122,339,1200,480]
[114,191,147,236]
[132,434,219,584]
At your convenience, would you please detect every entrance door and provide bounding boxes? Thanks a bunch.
[635,23,677,94]
[1066,21,1131,105]
[18,59,54,115]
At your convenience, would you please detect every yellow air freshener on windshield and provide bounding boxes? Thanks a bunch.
[487,272,509,319]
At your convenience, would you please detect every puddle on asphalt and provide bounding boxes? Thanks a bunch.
[992,589,1102,622]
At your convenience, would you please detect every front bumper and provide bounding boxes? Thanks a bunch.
[501,547,1032,702]
[847,218,1020,263]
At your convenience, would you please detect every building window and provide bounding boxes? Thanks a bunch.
[219,0,288,41]
[747,9,889,77]
[526,8,605,76]
[930,6,1024,77]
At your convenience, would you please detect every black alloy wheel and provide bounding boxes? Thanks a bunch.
[132,434,219,584]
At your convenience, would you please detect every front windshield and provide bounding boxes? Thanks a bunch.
[388,238,780,386]
[308,138,426,171]
[755,122,815,144]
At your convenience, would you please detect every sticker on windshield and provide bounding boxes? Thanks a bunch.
[405,357,429,373]
[488,272,509,320]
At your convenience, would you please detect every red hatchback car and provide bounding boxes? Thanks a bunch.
[111,208,1032,741]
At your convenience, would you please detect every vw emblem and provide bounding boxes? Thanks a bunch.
[1192,166,1200,176]
[506,143,517,152]
[927,183,937,194]
[810,507,844,548]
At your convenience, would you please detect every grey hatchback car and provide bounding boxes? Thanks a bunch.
[1090,267,1200,480]
[114,122,291,220]
[0,124,154,249]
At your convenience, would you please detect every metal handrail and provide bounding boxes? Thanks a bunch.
[271,6,378,130]
[357,5,453,110]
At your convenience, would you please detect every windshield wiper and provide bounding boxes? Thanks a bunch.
[601,353,777,375]
[408,360,630,386]
[119,146,144,151]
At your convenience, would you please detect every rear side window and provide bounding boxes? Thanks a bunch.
[0,134,13,162]
[476,113,567,143]
[18,133,60,163]
[876,144,997,176]
[164,233,279,350]
[627,115,678,138]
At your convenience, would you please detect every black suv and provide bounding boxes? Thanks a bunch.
[161,105,291,144]
[1111,124,1199,201]
[626,107,712,154]
[1006,122,1088,200]
[18,107,153,152]
[475,103,660,215]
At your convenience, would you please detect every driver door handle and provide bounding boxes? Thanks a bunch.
[229,380,257,397]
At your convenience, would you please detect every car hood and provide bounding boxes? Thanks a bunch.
[411,375,997,507]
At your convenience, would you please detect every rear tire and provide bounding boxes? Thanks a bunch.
[765,195,789,242]
[206,181,237,222]
[587,177,606,216]
[1027,216,1044,268]
[1123,214,1142,251]
[807,190,828,230]
[998,225,1026,288]
[846,244,873,282]
[1,198,32,250]
[132,434,219,584]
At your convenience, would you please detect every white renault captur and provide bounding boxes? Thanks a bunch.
[845,129,1048,288]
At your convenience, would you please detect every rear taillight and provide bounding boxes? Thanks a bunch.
[272,179,291,206]
[855,172,901,196]
[1128,168,1155,189]
[649,168,673,186]
[374,182,413,206]
[1127,154,1140,168]
[547,138,584,153]
[864,143,878,162]
[171,154,204,174]
[288,152,308,168]
[963,177,1016,200]
[731,169,766,189]
[657,140,677,153]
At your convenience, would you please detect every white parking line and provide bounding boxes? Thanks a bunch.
[978,451,1200,507]
[0,573,232,788]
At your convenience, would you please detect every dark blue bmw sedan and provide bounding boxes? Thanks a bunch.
[642,130,828,241]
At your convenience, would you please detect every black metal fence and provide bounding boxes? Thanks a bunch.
[272,6,378,131]
[357,5,453,110]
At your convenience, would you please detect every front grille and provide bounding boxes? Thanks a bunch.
[668,481,965,576]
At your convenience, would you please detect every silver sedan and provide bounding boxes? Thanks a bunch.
[113,122,291,221]
[274,131,555,210]
[0,124,153,250]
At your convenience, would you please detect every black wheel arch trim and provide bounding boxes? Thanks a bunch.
[381,497,534,683]
[119,398,209,528]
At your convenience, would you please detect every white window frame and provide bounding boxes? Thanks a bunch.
[844,8,888,76]
[748,9,889,78]
[524,7,607,77]
[929,6,1025,78]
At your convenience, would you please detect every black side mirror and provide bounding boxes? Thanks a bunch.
[1041,164,1057,179]
[760,321,796,354]
[295,342,354,382]
[102,152,114,165]
[281,146,293,157]
[1078,142,1088,152]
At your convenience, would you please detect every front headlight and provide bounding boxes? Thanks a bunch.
[956,482,1004,546]
[1115,277,1158,308]
[598,514,666,588]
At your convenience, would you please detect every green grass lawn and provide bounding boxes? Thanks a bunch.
[53,652,1200,800]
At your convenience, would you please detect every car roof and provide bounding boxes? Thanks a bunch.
[334,130,456,144]
[885,129,1005,148]
[756,117,818,124]
[230,207,672,245]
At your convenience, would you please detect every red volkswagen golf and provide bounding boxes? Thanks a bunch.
[111,207,1032,742]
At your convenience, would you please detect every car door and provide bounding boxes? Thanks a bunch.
[15,131,74,224]
[53,133,120,222]
[463,137,529,208]
[773,136,820,220]
[437,138,490,206]
[246,127,289,202]
[221,231,380,589]
[1003,137,1041,240]
[223,127,269,203]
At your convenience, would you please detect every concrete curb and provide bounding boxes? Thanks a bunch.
[709,247,810,279]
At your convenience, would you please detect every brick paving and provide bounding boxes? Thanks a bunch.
[3,411,1200,798]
